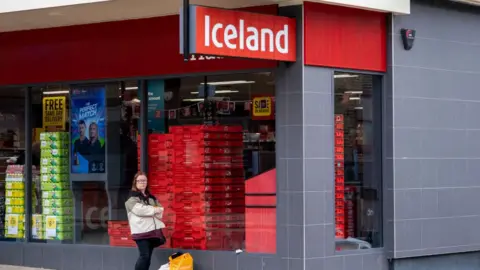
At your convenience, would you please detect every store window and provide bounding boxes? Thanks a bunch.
[125,73,277,253]
[333,72,382,250]
[0,87,26,241]
[22,73,276,253]
[29,83,137,244]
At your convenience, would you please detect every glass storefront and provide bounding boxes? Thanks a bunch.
[0,72,277,254]
[333,72,383,250]
[0,87,26,240]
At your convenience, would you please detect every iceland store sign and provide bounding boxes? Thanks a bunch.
[180,5,297,62]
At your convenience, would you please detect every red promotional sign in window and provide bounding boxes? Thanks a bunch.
[185,6,296,62]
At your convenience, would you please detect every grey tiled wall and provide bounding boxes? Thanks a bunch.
[391,0,480,261]
[302,66,389,270]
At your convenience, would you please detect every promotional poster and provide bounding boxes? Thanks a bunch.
[70,86,106,174]
[138,79,165,132]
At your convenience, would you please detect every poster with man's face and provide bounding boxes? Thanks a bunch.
[70,86,106,174]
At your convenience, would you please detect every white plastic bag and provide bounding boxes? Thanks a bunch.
[158,262,169,270]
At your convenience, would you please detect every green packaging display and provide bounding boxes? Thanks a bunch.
[32,231,44,240]
[42,199,74,208]
[5,182,25,190]
[42,231,73,240]
[5,197,25,206]
[40,140,69,150]
[41,166,69,175]
[41,182,71,191]
[5,190,25,198]
[42,190,73,199]
[41,174,69,183]
[43,223,73,232]
[43,207,74,216]
[43,215,74,224]
[40,132,69,142]
[4,229,25,239]
[41,157,69,166]
[41,149,69,158]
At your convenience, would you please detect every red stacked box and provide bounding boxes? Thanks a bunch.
[137,134,176,248]
[334,115,346,239]
[170,125,246,250]
[148,134,176,248]
[108,221,136,247]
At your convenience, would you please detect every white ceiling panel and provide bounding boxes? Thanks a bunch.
[0,0,407,33]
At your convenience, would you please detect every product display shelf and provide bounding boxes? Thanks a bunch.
[4,165,26,238]
[39,132,74,241]
[0,171,4,238]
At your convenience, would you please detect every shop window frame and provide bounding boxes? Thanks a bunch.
[14,69,279,254]
[331,68,386,255]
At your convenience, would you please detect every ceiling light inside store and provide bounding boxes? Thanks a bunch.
[354,107,364,110]
[349,97,361,101]
[201,80,255,86]
[43,90,69,95]
[334,74,359,79]
[183,97,228,102]
[190,90,239,94]
[121,86,138,91]
[346,91,363,94]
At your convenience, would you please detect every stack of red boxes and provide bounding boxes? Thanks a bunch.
[108,221,135,247]
[344,185,356,238]
[334,114,346,239]
[137,134,176,248]
[169,125,246,250]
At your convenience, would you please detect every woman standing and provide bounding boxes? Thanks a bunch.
[126,172,166,270]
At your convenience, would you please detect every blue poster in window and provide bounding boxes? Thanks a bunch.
[70,86,106,174]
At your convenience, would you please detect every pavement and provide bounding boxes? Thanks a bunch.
[0,266,52,270]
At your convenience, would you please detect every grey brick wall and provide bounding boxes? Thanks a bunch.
[391,0,480,262]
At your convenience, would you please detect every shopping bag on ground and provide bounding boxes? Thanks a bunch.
[169,252,193,270]
[158,262,170,270]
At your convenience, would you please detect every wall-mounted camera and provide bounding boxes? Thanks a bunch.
[401,28,416,51]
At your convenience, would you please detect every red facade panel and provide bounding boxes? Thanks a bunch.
[304,2,387,72]
[0,6,277,86]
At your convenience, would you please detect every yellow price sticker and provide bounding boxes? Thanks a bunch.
[7,214,19,235]
[7,215,18,226]
[46,216,57,238]
[46,216,57,230]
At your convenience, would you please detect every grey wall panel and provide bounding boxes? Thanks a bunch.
[392,0,480,259]
[394,251,480,270]
[0,242,298,270]
[275,6,305,270]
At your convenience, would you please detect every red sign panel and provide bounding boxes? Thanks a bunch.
[0,5,278,86]
[304,2,387,72]
[186,6,296,62]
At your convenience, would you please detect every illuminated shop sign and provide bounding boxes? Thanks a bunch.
[181,5,296,62]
